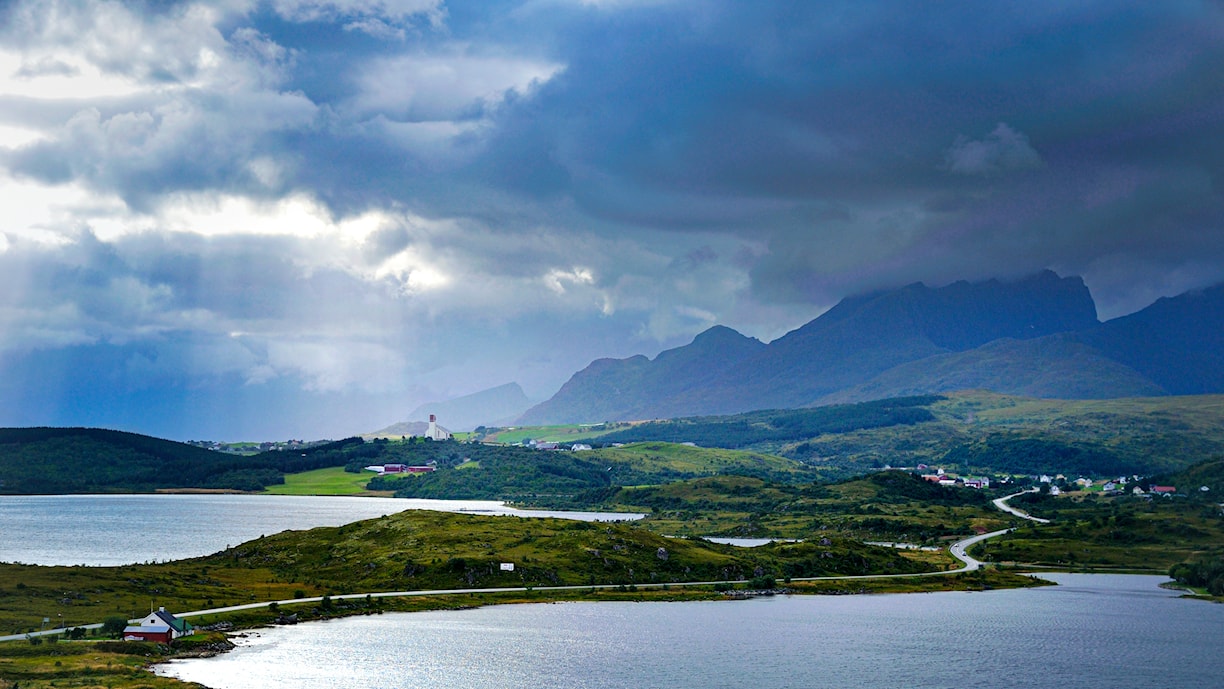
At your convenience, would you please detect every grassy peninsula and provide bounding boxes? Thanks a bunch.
[0,510,947,637]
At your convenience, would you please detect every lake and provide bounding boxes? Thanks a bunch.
[157,574,1224,689]
[0,494,642,566]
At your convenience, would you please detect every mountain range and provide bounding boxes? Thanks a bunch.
[518,271,1224,425]
[371,382,534,435]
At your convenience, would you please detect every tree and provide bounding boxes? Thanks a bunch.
[101,615,128,638]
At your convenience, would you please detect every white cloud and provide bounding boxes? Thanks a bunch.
[263,338,408,392]
[0,50,144,99]
[945,123,1044,176]
[0,171,126,245]
[270,0,445,27]
[543,266,595,294]
[0,124,47,148]
[352,51,565,122]
[343,18,407,40]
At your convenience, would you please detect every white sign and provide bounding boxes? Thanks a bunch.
[500,562,515,571]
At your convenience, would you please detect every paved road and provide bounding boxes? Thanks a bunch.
[993,488,1051,524]
[1,489,1046,642]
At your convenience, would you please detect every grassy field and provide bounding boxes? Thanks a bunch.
[596,472,1014,541]
[478,423,627,444]
[263,466,392,496]
[586,442,816,482]
[834,391,1224,476]
[0,510,939,636]
[971,492,1224,571]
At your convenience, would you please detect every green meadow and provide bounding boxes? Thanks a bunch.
[263,466,392,496]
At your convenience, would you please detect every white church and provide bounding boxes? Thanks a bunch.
[424,414,451,441]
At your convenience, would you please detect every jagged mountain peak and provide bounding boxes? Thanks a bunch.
[518,274,1222,425]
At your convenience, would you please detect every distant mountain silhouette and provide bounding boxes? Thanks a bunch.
[518,272,1222,424]
[393,382,534,432]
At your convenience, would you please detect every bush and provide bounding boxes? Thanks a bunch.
[1170,554,1224,596]
[101,615,128,638]
[749,576,777,590]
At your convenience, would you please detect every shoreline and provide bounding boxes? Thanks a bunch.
[152,570,1054,683]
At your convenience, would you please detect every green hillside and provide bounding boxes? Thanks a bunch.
[0,510,936,635]
[380,440,818,503]
[0,428,371,493]
[584,392,1224,478]
[972,483,1224,571]
[584,442,815,483]
[597,396,941,450]
[593,471,1010,540]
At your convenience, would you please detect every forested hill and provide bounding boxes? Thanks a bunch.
[0,428,366,494]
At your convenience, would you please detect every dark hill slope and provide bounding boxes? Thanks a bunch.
[821,283,1224,405]
[1077,283,1224,395]
[519,272,1101,424]
[0,428,364,493]
[520,324,766,423]
[817,335,1163,405]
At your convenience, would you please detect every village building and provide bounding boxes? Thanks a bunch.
[425,414,452,441]
[123,607,192,643]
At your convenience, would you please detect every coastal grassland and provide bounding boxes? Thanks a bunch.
[0,639,204,689]
[263,466,392,496]
[594,472,1013,541]
[0,510,934,635]
[970,492,1224,571]
[0,560,318,637]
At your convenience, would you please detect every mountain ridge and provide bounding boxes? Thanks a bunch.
[400,382,534,432]
[518,272,1221,424]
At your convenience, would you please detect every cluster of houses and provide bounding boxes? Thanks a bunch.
[1033,473,1204,497]
[365,462,437,476]
[187,438,328,454]
[523,439,593,451]
[918,468,991,489]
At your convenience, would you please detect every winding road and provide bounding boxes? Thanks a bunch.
[0,489,1048,642]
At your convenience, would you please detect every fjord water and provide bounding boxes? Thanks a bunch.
[0,494,642,566]
[160,574,1222,689]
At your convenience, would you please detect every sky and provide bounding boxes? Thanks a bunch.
[1,0,1223,440]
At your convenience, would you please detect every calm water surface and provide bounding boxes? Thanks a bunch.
[0,494,642,566]
[159,574,1223,689]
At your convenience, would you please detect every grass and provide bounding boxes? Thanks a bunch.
[263,466,393,496]
[587,442,813,479]
[970,493,1224,571]
[595,472,1014,541]
[479,423,627,445]
[0,639,196,689]
[0,510,940,636]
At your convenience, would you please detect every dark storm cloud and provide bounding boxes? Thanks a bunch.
[461,1,1224,315]
[3,0,1224,437]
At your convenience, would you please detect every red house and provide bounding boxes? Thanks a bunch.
[123,607,193,643]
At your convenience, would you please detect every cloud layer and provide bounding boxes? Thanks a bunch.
[2,0,1223,438]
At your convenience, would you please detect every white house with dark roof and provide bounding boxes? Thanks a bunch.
[123,607,193,643]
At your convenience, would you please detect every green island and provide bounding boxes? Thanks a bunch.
[3,392,1224,687]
